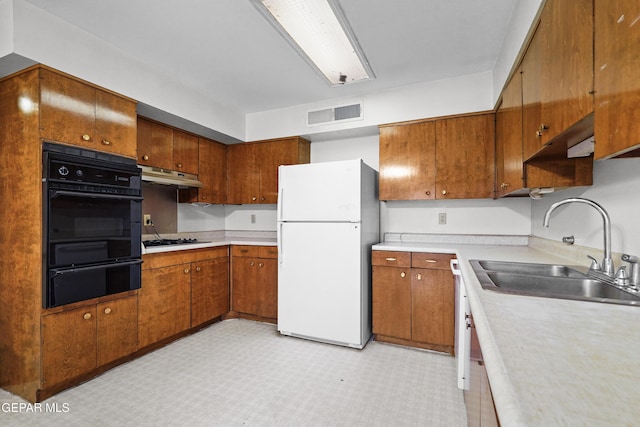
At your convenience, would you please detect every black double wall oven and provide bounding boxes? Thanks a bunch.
[43,142,143,308]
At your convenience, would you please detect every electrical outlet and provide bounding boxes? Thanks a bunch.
[438,212,447,225]
[250,214,256,224]
[143,214,152,226]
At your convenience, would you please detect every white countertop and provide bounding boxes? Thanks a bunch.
[142,237,276,255]
[373,240,640,426]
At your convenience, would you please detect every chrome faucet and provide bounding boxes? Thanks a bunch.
[543,198,614,276]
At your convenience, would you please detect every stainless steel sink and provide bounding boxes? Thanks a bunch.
[470,260,640,306]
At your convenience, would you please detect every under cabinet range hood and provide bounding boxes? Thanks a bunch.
[139,165,204,188]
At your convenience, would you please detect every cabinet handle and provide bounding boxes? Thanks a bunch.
[176,163,183,169]
[400,271,406,278]
[425,191,431,196]
[184,268,190,274]
[82,134,91,141]
[539,123,548,132]
[83,312,92,320]
[143,154,149,161]
[101,139,111,146]
[416,273,422,280]
[441,190,447,196]
[500,183,509,189]
[195,266,201,272]
[261,196,265,201]
[250,261,255,267]
[385,257,397,262]
[104,307,112,315]
[252,197,257,201]
[258,262,264,268]
[423,259,438,263]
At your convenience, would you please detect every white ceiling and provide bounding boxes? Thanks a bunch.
[21,0,518,115]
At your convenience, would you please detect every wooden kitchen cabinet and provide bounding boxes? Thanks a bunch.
[231,245,278,320]
[41,293,138,389]
[136,117,174,170]
[435,113,495,199]
[496,71,525,197]
[594,0,640,159]
[139,247,229,348]
[41,306,97,389]
[372,251,455,354]
[465,314,500,427]
[379,121,436,200]
[226,137,310,204]
[180,137,227,204]
[172,130,199,175]
[138,263,192,348]
[39,68,137,158]
[379,113,494,200]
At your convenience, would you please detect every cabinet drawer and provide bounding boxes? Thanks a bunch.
[232,245,259,257]
[258,246,278,259]
[372,251,411,267]
[411,252,454,270]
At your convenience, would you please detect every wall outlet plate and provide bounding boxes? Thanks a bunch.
[143,214,152,226]
[438,212,447,225]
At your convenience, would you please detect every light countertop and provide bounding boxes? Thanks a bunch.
[141,232,276,255]
[373,239,640,426]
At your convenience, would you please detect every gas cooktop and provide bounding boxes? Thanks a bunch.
[143,238,205,247]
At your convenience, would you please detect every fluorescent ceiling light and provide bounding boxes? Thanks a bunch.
[251,0,375,86]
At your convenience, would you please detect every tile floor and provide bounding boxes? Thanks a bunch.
[0,319,467,426]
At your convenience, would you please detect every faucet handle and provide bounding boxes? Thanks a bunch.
[587,255,601,271]
[615,265,630,287]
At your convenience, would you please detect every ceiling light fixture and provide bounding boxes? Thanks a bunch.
[251,0,375,86]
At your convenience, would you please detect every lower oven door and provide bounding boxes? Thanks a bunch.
[47,259,142,308]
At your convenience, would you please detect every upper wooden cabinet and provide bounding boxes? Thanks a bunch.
[39,68,137,158]
[594,0,640,159]
[172,130,199,175]
[179,137,227,204]
[538,0,594,146]
[496,71,525,197]
[379,113,495,200]
[136,117,174,170]
[227,137,310,204]
[379,122,436,200]
[521,22,543,161]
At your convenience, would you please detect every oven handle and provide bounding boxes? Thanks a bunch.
[50,259,143,276]
[50,190,143,201]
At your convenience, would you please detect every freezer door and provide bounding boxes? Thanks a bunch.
[278,160,362,222]
[278,222,368,347]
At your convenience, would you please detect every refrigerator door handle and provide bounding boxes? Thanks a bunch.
[278,187,284,221]
[278,222,283,264]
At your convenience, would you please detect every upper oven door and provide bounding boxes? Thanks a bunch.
[46,189,142,267]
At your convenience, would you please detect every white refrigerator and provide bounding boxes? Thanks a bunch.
[277,159,380,349]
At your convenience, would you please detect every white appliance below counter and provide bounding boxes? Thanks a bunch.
[451,258,471,390]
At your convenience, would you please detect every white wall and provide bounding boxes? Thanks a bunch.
[0,0,13,57]
[531,158,640,256]
[7,0,246,141]
[177,204,226,232]
[246,72,494,141]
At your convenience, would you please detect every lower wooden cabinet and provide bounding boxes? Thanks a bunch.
[41,294,138,389]
[465,314,500,427]
[139,246,229,348]
[372,250,455,354]
[231,245,278,320]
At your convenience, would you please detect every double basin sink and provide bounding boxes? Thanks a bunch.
[470,260,640,306]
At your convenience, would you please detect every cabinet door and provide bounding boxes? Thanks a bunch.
[257,141,282,204]
[435,114,495,199]
[138,264,191,348]
[97,296,138,366]
[137,117,173,169]
[227,143,258,204]
[594,0,640,159]
[379,122,436,200]
[94,89,137,158]
[42,306,97,388]
[172,130,199,175]
[231,257,260,315]
[198,138,227,203]
[496,72,524,197]
[539,0,594,144]
[521,24,543,160]
[191,257,229,327]
[255,258,277,318]
[372,265,411,340]
[411,268,455,350]
[39,69,96,147]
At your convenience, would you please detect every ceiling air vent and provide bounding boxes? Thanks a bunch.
[307,102,363,126]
